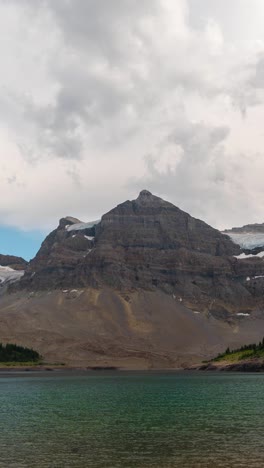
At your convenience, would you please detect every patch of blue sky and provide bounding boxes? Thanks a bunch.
[0,226,47,261]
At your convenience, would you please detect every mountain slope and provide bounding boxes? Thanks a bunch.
[1,287,264,368]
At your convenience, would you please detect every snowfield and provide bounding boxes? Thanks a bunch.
[234,251,264,259]
[66,220,100,232]
[0,266,24,285]
[224,232,264,250]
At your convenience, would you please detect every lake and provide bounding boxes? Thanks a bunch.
[0,371,263,467]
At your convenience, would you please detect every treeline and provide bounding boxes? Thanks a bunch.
[213,338,264,361]
[225,337,264,355]
[0,343,41,362]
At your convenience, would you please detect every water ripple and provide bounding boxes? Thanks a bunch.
[0,372,263,467]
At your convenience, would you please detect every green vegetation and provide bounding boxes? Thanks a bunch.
[0,343,41,363]
[213,338,264,362]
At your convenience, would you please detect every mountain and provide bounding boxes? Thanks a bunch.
[2,190,264,368]
[19,190,241,304]
[18,190,264,316]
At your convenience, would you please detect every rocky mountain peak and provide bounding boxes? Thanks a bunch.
[137,189,154,201]
[136,189,166,207]
[17,189,256,318]
[138,189,152,197]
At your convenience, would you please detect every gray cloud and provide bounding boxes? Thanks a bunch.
[250,54,264,92]
[0,1,264,230]
[132,120,258,229]
[47,0,160,57]
[0,1,164,159]
[0,0,234,161]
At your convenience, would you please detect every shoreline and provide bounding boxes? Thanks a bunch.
[1,365,264,376]
[186,360,264,372]
[0,365,187,375]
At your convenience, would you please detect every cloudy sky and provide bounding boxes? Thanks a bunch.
[1,0,264,259]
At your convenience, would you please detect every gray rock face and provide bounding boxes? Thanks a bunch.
[98,190,238,255]
[19,216,96,290]
[16,190,264,315]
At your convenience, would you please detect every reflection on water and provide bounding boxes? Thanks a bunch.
[0,371,263,467]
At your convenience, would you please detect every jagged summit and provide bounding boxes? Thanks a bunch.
[137,189,155,201]
[138,189,152,197]
[135,189,170,207]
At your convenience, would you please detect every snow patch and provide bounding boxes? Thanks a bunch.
[245,276,264,281]
[66,220,100,232]
[0,266,14,272]
[235,251,264,259]
[236,313,250,317]
[0,266,24,285]
[225,232,264,250]
[84,235,95,241]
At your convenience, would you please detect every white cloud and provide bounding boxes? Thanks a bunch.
[0,0,264,231]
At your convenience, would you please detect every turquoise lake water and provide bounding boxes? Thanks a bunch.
[0,371,263,467]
